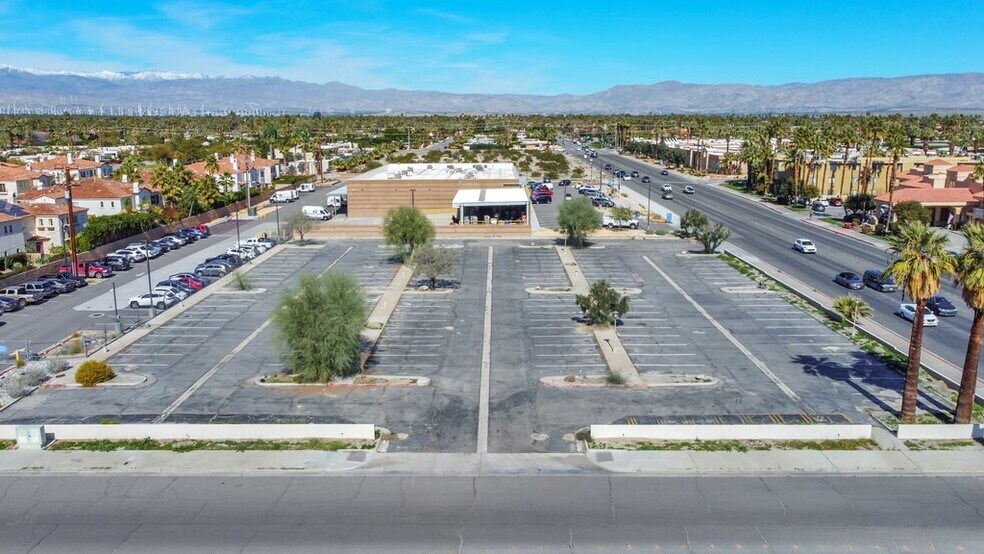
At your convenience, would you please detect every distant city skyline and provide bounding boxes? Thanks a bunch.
[0,0,981,95]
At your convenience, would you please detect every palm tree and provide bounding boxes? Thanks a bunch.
[954,223,984,423]
[833,295,872,337]
[883,126,909,231]
[884,222,957,422]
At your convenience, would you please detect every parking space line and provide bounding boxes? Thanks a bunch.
[628,353,697,357]
[534,363,605,368]
[478,245,493,455]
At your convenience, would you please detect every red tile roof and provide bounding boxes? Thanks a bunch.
[31,156,105,171]
[0,211,27,223]
[924,158,952,166]
[186,155,279,178]
[875,187,978,205]
[22,203,88,216]
[948,164,979,173]
[18,178,139,201]
[0,163,45,182]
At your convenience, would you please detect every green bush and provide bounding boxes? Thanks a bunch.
[75,360,116,387]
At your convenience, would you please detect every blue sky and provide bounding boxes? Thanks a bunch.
[0,0,981,94]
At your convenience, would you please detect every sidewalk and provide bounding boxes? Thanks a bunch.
[3,447,984,476]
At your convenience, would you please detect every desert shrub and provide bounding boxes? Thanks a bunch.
[75,360,116,387]
[2,379,29,399]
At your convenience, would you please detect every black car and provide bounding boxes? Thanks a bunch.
[641,176,651,183]
[604,164,612,170]
[630,171,640,178]
[558,179,572,188]
[863,269,896,292]
[35,276,76,294]
[176,228,200,241]
[157,279,197,295]
[150,239,173,253]
[53,272,88,288]
[531,193,552,204]
[927,296,958,317]
[660,169,669,175]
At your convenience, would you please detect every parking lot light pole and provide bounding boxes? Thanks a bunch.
[235,207,242,246]
[112,282,122,334]
[145,253,156,319]
[646,184,651,227]
[275,201,281,241]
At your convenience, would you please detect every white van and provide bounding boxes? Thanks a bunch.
[289,189,300,201]
[302,206,331,220]
[270,190,294,203]
[326,185,347,208]
[298,183,315,193]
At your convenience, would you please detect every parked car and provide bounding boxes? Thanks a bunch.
[170,273,209,288]
[591,196,615,208]
[154,285,188,301]
[558,179,572,188]
[128,292,179,310]
[150,238,173,253]
[898,303,939,327]
[195,224,211,236]
[863,269,896,292]
[641,175,651,183]
[578,186,601,196]
[38,276,77,294]
[793,238,817,253]
[226,247,256,261]
[117,248,146,262]
[157,279,197,295]
[22,281,57,298]
[834,272,864,290]
[50,272,88,288]
[683,185,695,194]
[532,185,553,196]
[58,261,113,279]
[602,213,640,229]
[0,296,23,312]
[176,228,200,242]
[828,197,844,207]
[195,263,229,278]
[0,285,43,306]
[604,164,612,170]
[99,255,131,271]
[531,193,552,204]
[162,234,187,247]
[241,237,276,250]
[927,296,958,317]
[812,203,826,213]
[302,205,332,220]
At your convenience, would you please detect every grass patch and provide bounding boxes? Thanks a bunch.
[0,440,15,450]
[606,372,627,386]
[231,270,253,291]
[818,217,843,227]
[48,438,364,452]
[261,373,304,384]
[787,206,807,212]
[905,439,980,451]
[595,439,879,452]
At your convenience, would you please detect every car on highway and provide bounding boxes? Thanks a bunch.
[862,269,896,292]
[0,285,43,306]
[834,272,864,290]
[683,185,695,194]
[195,263,229,278]
[660,184,672,193]
[129,292,179,310]
[604,164,612,170]
[591,195,615,207]
[641,175,651,183]
[630,171,640,178]
[660,169,669,175]
[793,238,817,253]
[927,295,958,317]
[661,190,674,200]
[898,303,938,327]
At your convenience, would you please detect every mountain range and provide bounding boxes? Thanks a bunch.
[0,67,981,115]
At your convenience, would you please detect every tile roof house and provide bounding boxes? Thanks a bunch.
[875,159,984,226]
[185,154,282,193]
[16,178,154,216]
[29,153,111,183]
[19,202,88,255]
[0,202,29,256]
[0,163,52,203]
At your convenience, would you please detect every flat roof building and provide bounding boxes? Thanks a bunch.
[346,163,521,217]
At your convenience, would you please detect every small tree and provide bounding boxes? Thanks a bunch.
[610,206,634,222]
[287,212,316,243]
[681,208,710,237]
[575,280,629,326]
[893,201,931,225]
[383,205,435,259]
[696,222,731,253]
[272,271,367,382]
[411,243,460,289]
[558,197,602,247]
[833,295,872,336]
[844,193,876,217]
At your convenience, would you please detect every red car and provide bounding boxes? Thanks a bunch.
[57,261,113,279]
[531,185,553,196]
[195,224,211,236]
[828,197,843,206]
[170,274,205,289]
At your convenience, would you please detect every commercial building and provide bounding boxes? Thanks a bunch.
[874,159,984,226]
[346,163,523,219]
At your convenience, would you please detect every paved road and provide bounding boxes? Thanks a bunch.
[561,138,981,378]
[1,473,982,551]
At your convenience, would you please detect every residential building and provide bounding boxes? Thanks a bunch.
[21,203,88,255]
[15,178,156,216]
[874,159,984,226]
[0,163,51,203]
[0,203,28,257]
[186,154,283,193]
[29,153,112,183]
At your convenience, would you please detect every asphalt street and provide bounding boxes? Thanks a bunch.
[1,474,983,552]
[564,139,983,379]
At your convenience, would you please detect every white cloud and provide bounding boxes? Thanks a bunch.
[413,7,474,24]
[155,0,255,31]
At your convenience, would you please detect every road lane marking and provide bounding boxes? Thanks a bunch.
[477,245,493,454]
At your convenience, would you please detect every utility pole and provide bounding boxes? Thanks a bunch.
[63,167,79,275]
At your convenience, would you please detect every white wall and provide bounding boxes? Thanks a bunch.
[0,219,26,255]
[590,424,872,441]
[0,423,376,441]
[896,424,984,440]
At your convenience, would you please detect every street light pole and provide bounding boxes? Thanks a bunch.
[275,201,281,242]
[145,252,156,319]
[63,168,79,275]
[646,184,651,227]
[235,207,242,246]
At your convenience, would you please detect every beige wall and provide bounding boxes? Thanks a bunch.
[346,178,519,217]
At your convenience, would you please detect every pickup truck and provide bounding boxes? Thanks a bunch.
[602,213,640,229]
[57,261,114,278]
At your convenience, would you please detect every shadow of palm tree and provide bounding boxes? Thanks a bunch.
[794,351,952,418]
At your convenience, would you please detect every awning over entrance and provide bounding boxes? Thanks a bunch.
[451,188,528,208]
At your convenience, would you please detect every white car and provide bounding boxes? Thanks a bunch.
[660,184,672,193]
[602,213,640,229]
[128,292,179,310]
[793,238,817,253]
[813,198,830,207]
[226,247,255,261]
[117,248,146,262]
[154,286,188,301]
[898,303,939,327]
[239,238,271,252]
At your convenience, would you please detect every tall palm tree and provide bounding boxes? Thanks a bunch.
[883,125,909,231]
[884,222,957,422]
[954,223,984,423]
